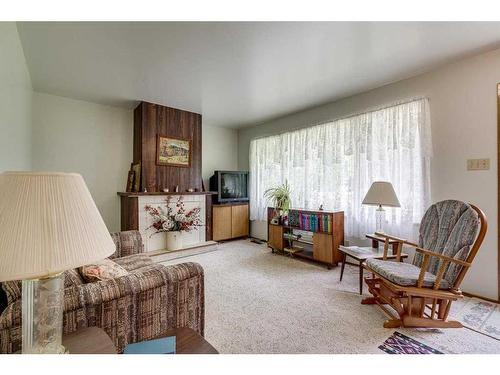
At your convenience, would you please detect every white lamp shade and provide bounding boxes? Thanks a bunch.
[0,172,116,281]
[362,181,401,208]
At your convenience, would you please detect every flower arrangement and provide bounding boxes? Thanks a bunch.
[144,196,202,236]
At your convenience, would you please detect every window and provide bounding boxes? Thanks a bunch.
[249,98,432,239]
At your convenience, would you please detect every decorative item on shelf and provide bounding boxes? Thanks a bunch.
[362,181,400,233]
[0,172,116,354]
[187,188,195,192]
[264,180,292,224]
[319,204,324,211]
[163,188,169,193]
[201,180,206,192]
[175,185,179,192]
[156,135,191,167]
[131,162,141,192]
[144,196,202,251]
[126,165,135,192]
[144,188,148,193]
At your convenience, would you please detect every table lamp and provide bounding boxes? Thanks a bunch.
[0,172,116,353]
[362,181,400,232]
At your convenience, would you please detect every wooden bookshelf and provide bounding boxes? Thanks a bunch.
[266,207,344,269]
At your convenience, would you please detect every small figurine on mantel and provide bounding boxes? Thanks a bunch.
[163,188,169,193]
[174,185,179,193]
[319,204,324,211]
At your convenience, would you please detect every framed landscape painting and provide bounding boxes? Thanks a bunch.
[156,135,191,167]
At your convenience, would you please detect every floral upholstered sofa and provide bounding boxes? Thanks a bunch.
[0,230,205,353]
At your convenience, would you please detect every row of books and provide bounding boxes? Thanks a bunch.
[298,213,332,233]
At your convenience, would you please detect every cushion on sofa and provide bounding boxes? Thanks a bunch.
[64,268,85,288]
[113,254,154,272]
[79,259,129,283]
[365,258,450,289]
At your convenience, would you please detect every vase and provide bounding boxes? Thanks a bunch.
[166,231,183,251]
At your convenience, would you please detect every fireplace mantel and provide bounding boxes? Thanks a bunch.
[119,192,214,252]
[118,191,217,197]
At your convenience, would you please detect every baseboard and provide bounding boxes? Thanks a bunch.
[150,241,219,263]
[462,291,500,304]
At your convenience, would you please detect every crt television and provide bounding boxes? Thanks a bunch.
[210,171,249,203]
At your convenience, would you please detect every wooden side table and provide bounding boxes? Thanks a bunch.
[338,246,408,295]
[162,327,218,354]
[366,233,400,255]
[63,327,117,354]
[63,327,218,354]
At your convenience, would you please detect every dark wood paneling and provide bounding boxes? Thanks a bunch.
[120,196,138,231]
[205,195,213,241]
[134,101,202,193]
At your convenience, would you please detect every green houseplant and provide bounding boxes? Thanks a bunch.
[264,181,292,223]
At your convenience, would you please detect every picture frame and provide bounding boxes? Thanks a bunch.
[131,162,141,192]
[126,169,135,192]
[156,135,192,167]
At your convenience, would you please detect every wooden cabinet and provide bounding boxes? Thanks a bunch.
[313,232,333,264]
[268,224,284,251]
[213,205,232,241]
[212,202,249,241]
[266,207,344,269]
[231,204,249,238]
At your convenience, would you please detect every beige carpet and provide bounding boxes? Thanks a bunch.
[161,239,500,354]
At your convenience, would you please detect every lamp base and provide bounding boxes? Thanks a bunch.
[22,274,66,354]
[375,205,385,233]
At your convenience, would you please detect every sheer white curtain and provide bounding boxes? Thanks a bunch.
[249,98,432,240]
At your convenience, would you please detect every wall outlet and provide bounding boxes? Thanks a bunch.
[467,158,490,171]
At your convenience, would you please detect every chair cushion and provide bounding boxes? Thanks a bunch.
[366,258,450,289]
[413,200,479,285]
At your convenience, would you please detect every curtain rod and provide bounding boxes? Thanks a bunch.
[251,96,429,141]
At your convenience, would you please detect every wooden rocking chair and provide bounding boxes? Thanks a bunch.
[362,200,487,328]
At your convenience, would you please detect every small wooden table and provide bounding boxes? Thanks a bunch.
[366,233,400,254]
[162,327,218,354]
[63,327,117,354]
[339,246,408,295]
[63,327,218,354]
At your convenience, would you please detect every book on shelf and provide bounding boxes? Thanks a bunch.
[298,212,332,233]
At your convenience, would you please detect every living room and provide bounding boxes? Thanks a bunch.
[2,1,500,372]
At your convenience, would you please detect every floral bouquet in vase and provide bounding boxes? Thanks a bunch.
[144,196,202,250]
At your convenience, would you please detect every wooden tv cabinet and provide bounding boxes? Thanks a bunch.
[267,207,344,269]
[212,202,249,241]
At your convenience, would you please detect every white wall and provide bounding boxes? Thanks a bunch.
[238,47,500,300]
[32,92,239,233]
[202,124,239,187]
[0,23,32,171]
[32,93,133,232]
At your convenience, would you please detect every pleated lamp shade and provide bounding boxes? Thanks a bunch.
[362,181,401,208]
[0,172,116,282]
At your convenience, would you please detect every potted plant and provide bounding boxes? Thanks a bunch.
[144,196,202,251]
[264,181,292,225]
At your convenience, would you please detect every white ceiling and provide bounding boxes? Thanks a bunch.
[17,22,500,128]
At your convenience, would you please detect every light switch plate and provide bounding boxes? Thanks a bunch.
[467,158,490,171]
